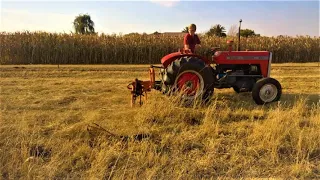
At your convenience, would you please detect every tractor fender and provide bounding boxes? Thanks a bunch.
[161,52,211,68]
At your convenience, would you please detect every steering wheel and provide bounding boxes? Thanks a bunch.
[211,47,221,53]
[205,47,221,56]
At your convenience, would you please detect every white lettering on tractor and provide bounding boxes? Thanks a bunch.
[227,56,269,60]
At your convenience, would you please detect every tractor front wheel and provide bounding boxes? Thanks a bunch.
[251,77,282,105]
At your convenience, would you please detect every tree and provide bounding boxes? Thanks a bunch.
[182,26,189,33]
[205,24,227,37]
[238,29,260,37]
[73,14,95,35]
[124,32,140,37]
[227,24,238,37]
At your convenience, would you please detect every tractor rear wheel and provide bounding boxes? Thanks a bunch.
[251,77,282,105]
[162,56,215,105]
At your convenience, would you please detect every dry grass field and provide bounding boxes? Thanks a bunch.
[0,63,319,179]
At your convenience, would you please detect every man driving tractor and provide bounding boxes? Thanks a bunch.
[184,23,201,53]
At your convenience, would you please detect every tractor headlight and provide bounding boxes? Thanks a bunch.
[250,65,258,72]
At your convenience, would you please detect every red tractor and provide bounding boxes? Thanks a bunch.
[127,20,282,106]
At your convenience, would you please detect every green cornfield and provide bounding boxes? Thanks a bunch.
[0,31,319,65]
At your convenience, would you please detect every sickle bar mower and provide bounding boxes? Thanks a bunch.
[127,66,159,107]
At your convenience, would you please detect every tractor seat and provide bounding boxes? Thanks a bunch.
[178,48,192,54]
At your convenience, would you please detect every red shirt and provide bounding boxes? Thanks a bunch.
[184,33,201,53]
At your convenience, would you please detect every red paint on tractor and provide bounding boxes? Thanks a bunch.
[161,52,210,68]
[214,51,271,77]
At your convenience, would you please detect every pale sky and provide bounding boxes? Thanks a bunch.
[0,0,319,37]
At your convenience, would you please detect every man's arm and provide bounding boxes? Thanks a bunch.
[196,35,201,44]
[196,35,201,48]
[184,34,190,50]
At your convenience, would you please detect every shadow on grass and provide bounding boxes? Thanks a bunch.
[146,88,319,112]
[209,90,319,110]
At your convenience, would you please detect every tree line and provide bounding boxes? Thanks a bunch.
[74,13,260,38]
[183,25,259,38]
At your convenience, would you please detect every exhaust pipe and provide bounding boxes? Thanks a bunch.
[237,19,242,51]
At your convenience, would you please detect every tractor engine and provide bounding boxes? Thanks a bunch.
[214,64,261,92]
[211,40,273,93]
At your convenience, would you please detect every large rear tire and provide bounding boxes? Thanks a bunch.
[252,77,282,105]
[162,56,215,105]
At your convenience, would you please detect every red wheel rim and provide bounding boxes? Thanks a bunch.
[176,72,200,95]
